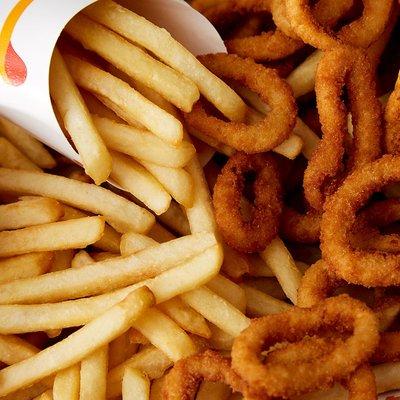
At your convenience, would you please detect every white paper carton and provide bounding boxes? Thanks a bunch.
[0,0,225,163]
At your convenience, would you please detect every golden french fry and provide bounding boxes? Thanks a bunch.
[0,168,154,233]
[84,0,246,122]
[158,297,211,339]
[149,376,166,400]
[0,252,53,284]
[260,238,303,304]
[0,232,217,304]
[71,250,94,269]
[0,197,63,230]
[50,49,112,184]
[109,333,137,369]
[248,254,275,277]
[181,287,250,337]
[135,308,196,362]
[148,223,176,243]
[0,216,104,258]
[120,233,158,256]
[241,284,291,317]
[222,244,251,279]
[0,116,56,169]
[208,324,234,351]
[63,54,183,144]
[286,50,323,98]
[90,252,120,262]
[107,346,172,399]
[111,152,171,215]
[244,277,286,300]
[50,250,75,272]
[33,390,53,400]
[122,368,150,400]
[0,334,39,364]
[80,346,108,400]
[0,287,154,397]
[0,137,41,171]
[139,161,194,208]
[159,202,191,236]
[66,14,199,112]
[53,364,80,400]
[93,116,195,168]
[196,382,231,400]
[272,134,304,160]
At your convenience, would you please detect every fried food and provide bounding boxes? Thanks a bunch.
[185,53,297,154]
[213,152,282,253]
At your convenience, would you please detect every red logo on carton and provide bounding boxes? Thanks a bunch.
[0,0,34,86]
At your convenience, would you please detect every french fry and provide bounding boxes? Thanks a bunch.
[0,198,63,230]
[50,250,75,272]
[50,49,112,184]
[0,232,217,304]
[181,287,250,337]
[260,238,303,304]
[244,277,286,300]
[0,252,53,284]
[206,274,247,313]
[0,137,41,171]
[0,116,56,169]
[272,134,304,160]
[0,216,105,258]
[63,54,183,144]
[120,233,158,256]
[62,204,121,253]
[129,329,149,346]
[0,286,154,397]
[90,252,120,262]
[84,0,247,122]
[149,376,167,400]
[79,346,108,400]
[159,202,191,236]
[110,151,171,215]
[134,308,196,362]
[53,364,80,400]
[241,284,291,317]
[92,116,195,168]
[286,50,323,98]
[122,368,150,400]
[109,333,138,369]
[65,14,199,112]
[0,334,39,364]
[0,168,154,233]
[222,244,251,279]
[196,382,231,400]
[80,90,123,121]
[248,254,275,277]
[33,390,53,400]
[139,161,194,208]
[208,324,234,351]
[158,297,211,339]
[107,346,172,399]
[148,223,176,243]
[71,250,94,269]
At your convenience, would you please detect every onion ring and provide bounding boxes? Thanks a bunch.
[213,152,282,253]
[385,70,400,154]
[162,350,258,400]
[231,294,379,398]
[203,0,304,61]
[321,156,400,287]
[344,364,377,400]
[372,332,400,364]
[285,0,393,49]
[184,53,297,154]
[303,46,383,211]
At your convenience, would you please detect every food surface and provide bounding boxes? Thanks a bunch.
[1,0,400,399]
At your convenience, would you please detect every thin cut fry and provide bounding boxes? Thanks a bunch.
[110,151,171,215]
[84,0,246,122]
[66,14,199,112]
[50,250,75,272]
[260,237,303,304]
[0,197,63,230]
[63,54,183,144]
[50,49,112,184]
[0,216,104,258]
[80,346,108,400]
[0,137,41,171]
[134,308,196,362]
[149,376,167,400]
[109,333,137,369]
[0,334,39,364]
[120,233,158,256]
[0,116,56,169]
[148,223,176,243]
[92,116,195,168]
[159,202,191,236]
[122,368,150,400]
[0,232,217,304]
[0,252,53,284]
[53,364,80,400]
[107,346,172,399]
[0,287,154,397]
[0,168,154,233]
[71,251,94,269]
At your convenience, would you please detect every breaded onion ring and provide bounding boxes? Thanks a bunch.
[162,350,255,400]
[385,71,400,154]
[280,207,321,244]
[231,294,379,398]
[304,46,382,211]
[285,0,393,49]
[204,0,304,61]
[345,364,377,400]
[321,156,400,287]
[213,152,282,253]
[372,332,400,364]
[185,54,297,154]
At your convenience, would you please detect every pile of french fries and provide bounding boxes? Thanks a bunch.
[0,1,399,399]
